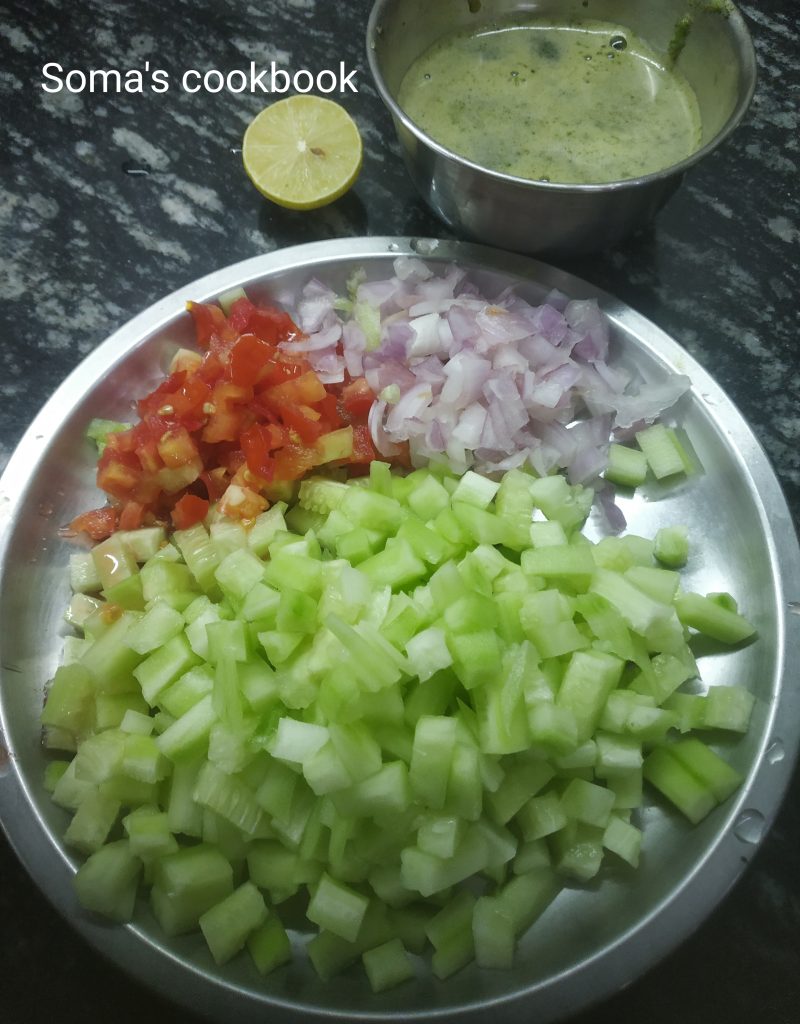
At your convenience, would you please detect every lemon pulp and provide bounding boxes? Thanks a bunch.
[242,95,363,210]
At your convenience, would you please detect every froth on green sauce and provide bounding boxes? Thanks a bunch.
[397,18,703,185]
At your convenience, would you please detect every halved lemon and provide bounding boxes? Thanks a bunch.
[242,95,363,210]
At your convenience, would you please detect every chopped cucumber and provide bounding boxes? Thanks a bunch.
[46,462,756,991]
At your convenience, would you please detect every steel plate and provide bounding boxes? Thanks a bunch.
[1,237,798,1023]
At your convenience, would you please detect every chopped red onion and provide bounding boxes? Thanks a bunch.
[446,304,480,350]
[596,482,628,533]
[411,356,447,387]
[441,352,493,406]
[357,279,401,310]
[528,362,583,409]
[385,382,435,439]
[380,322,413,361]
[281,323,342,353]
[342,321,366,378]
[565,299,610,363]
[368,400,401,457]
[567,444,610,485]
[425,418,447,452]
[286,261,690,494]
[453,403,488,448]
[407,312,444,358]
[394,256,434,282]
[296,279,338,333]
[611,377,691,430]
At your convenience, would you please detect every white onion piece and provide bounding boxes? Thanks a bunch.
[565,299,610,362]
[612,376,691,429]
[518,334,572,374]
[357,279,400,309]
[411,356,447,387]
[452,403,487,448]
[408,312,444,358]
[280,323,342,353]
[484,375,528,435]
[476,448,529,475]
[441,352,493,406]
[446,305,480,350]
[368,400,401,457]
[475,307,533,351]
[393,256,434,282]
[381,322,413,361]
[342,321,366,378]
[492,345,529,375]
[529,363,582,409]
[568,444,609,485]
[312,350,346,384]
[385,382,434,439]
[593,359,632,394]
[425,418,447,452]
[296,279,337,333]
[408,298,456,317]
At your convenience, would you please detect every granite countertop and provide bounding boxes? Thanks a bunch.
[1,1,798,1022]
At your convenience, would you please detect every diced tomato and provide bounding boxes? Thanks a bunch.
[171,494,209,530]
[166,377,212,430]
[97,452,141,498]
[136,440,162,475]
[268,370,327,407]
[222,448,247,475]
[219,483,269,520]
[103,427,136,455]
[138,374,211,430]
[187,301,227,349]
[138,414,173,443]
[202,412,243,445]
[341,378,375,421]
[248,306,299,344]
[226,296,258,334]
[214,382,253,408]
[317,392,344,431]
[229,334,275,387]
[196,352,226,386]
[169,349,203,374]
[68,506,118,541]
[272,402,325,445]
[349,424,379,465]
[201,382,253,443]
[272,443,316,482]
[157,426,199,468]
[81,292,395,538]
[200,467,228,501]
[240,422,287,480]
[118,501,145,531]
[137,370,187,418]
[256,354,309,388]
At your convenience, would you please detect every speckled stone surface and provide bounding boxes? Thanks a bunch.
[1,0,799,1022]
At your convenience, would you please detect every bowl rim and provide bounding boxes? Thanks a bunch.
[366,0,758,193]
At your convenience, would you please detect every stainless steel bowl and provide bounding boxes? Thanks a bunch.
[366,0,757,256]
[1,238,798,1023]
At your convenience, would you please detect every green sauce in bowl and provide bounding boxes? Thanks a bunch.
[397,18,702,184]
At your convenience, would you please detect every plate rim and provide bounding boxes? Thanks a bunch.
[1,236,799,1023]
